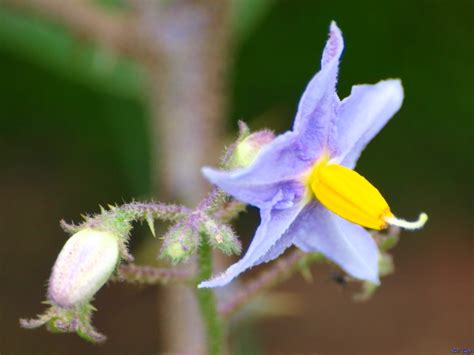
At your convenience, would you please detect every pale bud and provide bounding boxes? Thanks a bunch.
[228,130,275,169]
[48,229,119,308]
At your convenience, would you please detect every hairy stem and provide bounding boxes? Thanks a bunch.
[218,250,324,318]
[121,201,191,222]
[115,264,194,285]
[196,237,223,355]
[60,201,191,234]
[1,0,154,61]
[213,199,247,224]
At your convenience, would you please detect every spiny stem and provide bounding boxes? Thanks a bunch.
[213,199,247,224]
[196,236,223,355]
[114,264,194,285]
[198,188,228,215]
[218,250,324,318]
[198,187,245,225]
[60,201,191,234]
[121,201,191,222]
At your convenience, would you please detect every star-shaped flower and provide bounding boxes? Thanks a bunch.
[199,22,427,288]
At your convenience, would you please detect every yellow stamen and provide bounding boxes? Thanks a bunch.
[307,154,427,230]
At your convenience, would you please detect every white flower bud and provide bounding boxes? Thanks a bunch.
[48,229,119,308]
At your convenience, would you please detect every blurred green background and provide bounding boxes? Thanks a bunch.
[0,0,472,354]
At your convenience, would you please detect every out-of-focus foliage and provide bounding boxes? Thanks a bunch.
[0,0,276,100]
[0,6,143,100]
[231,0,275,44]
[0,0,470,232]
[0,0,280,198]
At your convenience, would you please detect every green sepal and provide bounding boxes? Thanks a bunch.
[160,223,199,264]
[353,252,395,302]
[379,234,399,252]
[20,302,106,343]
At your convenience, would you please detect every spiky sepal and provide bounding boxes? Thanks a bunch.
[20,302,106,343]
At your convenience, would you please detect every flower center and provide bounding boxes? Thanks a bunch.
[307,154,427,230]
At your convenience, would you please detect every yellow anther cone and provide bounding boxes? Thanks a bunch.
[309,160,393,230]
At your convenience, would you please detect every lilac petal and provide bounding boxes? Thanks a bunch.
[202,132,310,209]
[293,202,379,283]
[293,21,344,158]
[198,200,307,288]
[334,79,404,168]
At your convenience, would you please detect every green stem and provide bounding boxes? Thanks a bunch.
[196,236,223,355]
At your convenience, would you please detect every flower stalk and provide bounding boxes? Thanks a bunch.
[218,250,324,318]
[196,234,223,355]
[114,264,194,285]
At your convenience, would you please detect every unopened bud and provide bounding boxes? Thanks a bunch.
[161,224,199,264]
[228,130,275,169]
[202,219,241,255]
[48,229,119,308]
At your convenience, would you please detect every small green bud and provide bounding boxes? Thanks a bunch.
[166,242,187,260]
[228,130,275,169]
[161,224,199,264]
[202,219,241,255]
[48,229,120,308]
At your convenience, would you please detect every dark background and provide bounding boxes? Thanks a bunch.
[0,0,472,354]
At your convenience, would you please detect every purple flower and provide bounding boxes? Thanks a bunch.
[199,22,427,288]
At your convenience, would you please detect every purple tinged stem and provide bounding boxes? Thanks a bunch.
[218,250,312,318]
[122,201,191,221]
[115,264,194,285]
